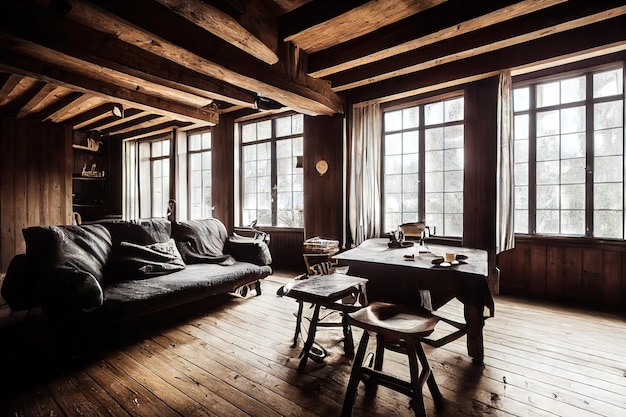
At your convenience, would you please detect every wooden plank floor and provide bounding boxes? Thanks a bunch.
[1,271,625,417]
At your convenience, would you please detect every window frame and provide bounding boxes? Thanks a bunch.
[146,137,172,218]
[186,129,213,220]
[513,62,625,239]
[381,91,465,237]
[238,112,304,229]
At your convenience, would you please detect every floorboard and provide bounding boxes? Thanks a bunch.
[1,271,625,417]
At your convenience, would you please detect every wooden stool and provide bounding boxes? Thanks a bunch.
[341,302,444,417]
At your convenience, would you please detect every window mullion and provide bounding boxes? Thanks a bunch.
[529,86,537,234]
[271,123,278,226]
[585,72,594,237]
[418,105,426,222]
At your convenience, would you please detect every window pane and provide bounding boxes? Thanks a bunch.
[560,106,585,134]
[561,210,585,235]
[560,76,585,104]
[595,210,623,239]
[292,114,303,134]
[537,81,559,107]
[514,114,529,140]
[513,87,529,111]
[189,134,201,151]
[276,116,291,137]
[445,97,464,122]
[257,120,271,139]
[595,101,623,130]
[403,107,419,129]
[385,110,402,132]
[537,110,559,136]
[595,128,623,157]
[424,101,443,125]
[593,68,623,98]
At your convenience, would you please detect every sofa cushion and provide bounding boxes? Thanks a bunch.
[171,219,233,264]
[103,218,171,246]
[22,224,112,286]
[114,238,186,279]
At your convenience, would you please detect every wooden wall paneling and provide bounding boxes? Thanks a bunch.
[529,243,547,295]
[462,77,497,263]
[108,136,123,217]
[303,114,344,241]
[502,241,532,293]
[581,248,603,305]
[562,246,583,302]
[601,249,622,307]
[545,246,562,298]
[0,117,16,272]
[0,118,72,272]
[212,113,235,230]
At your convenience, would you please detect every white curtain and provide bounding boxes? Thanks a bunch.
[349,102,382,245]
[122,140,139,220]
[496,70,515,254]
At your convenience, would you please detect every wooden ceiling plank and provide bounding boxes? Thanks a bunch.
[308,0,566,78]
[0,49,219,124]
[155,0,279,65]
[285,0,447,53]
[62,0,342,115]
[329,4,626,91]
[346,16,626,105]
[279,0,370,37]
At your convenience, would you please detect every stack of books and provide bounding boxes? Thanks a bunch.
[303,237,339,254]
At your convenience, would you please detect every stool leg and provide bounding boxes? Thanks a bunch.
[341,331,370,417]
[416,342,444,409]
[292,301,304,348]
[374,334,385,371]
[298,304,321,372]
[405,339,427,417]
[341,312,355,357]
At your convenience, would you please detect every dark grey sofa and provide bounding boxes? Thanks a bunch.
[1,217,272,330]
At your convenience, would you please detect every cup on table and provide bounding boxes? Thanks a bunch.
[444,252,456,263]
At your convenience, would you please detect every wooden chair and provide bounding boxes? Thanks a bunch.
[341,302,444,417]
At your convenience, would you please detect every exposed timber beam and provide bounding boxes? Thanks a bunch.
[285,0,447,53]
[346,17,626,104]
[155,0,279,65]
[0,49,220,124]
[308,0,566,78]
[61,0,343,115]
[329,3,626,91]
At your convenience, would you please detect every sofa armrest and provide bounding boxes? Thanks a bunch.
[40,268,104,317]
[224,235,272,266]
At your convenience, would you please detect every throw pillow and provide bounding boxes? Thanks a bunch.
[43,267,104,312]
[224,234,272,266]
[114,238,186,278]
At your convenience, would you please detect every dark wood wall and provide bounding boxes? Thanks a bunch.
[0,117,73,272]
[498,239,626,313]
[303,114,344,241]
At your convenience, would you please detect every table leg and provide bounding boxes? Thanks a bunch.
[463,301,485,363]
[298,304,321,372]
[292,301,304,348]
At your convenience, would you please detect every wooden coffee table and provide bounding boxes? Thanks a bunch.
[283,273,368,372]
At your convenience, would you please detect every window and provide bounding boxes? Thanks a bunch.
[240,113,304,227]
[513,65,625,238]
[146,139,170,218]
[188,131,212,219]
[383,95,464,237]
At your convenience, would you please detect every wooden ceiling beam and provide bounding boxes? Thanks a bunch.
[109,120,193,141]
[308,0,566,78]
[1,80,47,117]
[61,0,343,116]
[284,0,447,53]
[28,91,84,121]
[14,82,58,118]
[0,49,219,124]
[100,113,162,135]
[155,0,279,65]
[63,102,125,128]
[329,3,626,91]
[346,16,626,104]
[1,2,256,108]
